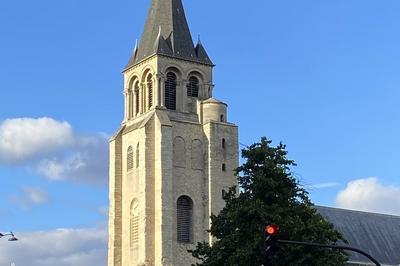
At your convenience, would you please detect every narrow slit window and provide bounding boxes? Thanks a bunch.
[222,190,227,199]
[222,163,226,172]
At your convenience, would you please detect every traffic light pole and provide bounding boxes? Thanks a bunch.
[277,239,381,266]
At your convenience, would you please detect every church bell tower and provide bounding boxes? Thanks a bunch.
[108,0,238,265]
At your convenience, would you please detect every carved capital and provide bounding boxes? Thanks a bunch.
[156,73,165,80]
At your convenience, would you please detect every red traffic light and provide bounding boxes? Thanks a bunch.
[265,224,279,236]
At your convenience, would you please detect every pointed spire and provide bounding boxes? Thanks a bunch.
[125,0,213,69]
[196,38,213,65]
[154,25,173,56]
[126,39,139,67]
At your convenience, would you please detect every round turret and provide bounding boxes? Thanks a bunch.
[202,98,228,123]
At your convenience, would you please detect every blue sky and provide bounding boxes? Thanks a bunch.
[1,0,400,264]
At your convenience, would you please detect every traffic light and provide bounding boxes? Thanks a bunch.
[264,224,279,256]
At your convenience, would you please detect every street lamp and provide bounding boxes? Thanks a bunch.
[0,232,18,242]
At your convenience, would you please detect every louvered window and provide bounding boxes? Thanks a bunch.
[165,72,177,110]
[147,74,153,108]
[128,90,134,118]
[177,196,193,243]
[130,200,139,249]
[135,89,140,115]
[131,215,139,246]
[127,146,134,171]
[187,76,199,98]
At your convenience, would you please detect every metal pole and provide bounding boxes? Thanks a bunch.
[277,239,381,266]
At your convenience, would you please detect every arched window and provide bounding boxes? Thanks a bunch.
[220,114,225,122]
[187,76,199,98]
[136,143,140,168]
[130,200,139,249]
[222,138,226,149]
[147,74,153,109]
[165,72,177,110]
[177,196,193,243]
[135,82,140,115]
[127,146,134,171]
[128,77,138,119]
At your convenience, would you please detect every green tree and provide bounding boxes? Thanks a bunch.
[190,137,348,266]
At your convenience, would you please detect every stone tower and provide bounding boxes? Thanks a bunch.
[108,0,238,265]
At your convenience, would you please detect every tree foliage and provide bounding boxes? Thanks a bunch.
[190,137,348,266]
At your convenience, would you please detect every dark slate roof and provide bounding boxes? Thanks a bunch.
[195,38,213,65]
[317,206,400,266]
[126,0,213,69]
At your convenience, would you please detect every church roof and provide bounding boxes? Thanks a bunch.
[202,97,227,105]
[317,206,400,266]
[126,0,213,69]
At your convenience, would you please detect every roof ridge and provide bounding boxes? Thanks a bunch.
[316,205,400,219]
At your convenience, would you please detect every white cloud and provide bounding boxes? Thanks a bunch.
[336,177,400,216]
[0,118,109,185]
[0,118,74,164]
[0,226,107,266]
[10,186,48,210]
[37,134,109,184]
[307,182,339,189]
[23,187,48,204]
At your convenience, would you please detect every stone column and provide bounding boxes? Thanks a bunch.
[137,86,141,116]
[123,90,129,122]
[207,83,214,98]
[141,82,146,113]
[155,74,163,107]
[133,89,137,118]
[181,79,188,112]
[138,83,142,114]
[175,79,183,112]
[159,75,166,107]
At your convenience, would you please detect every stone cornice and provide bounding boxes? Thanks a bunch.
[124,53,214,73]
